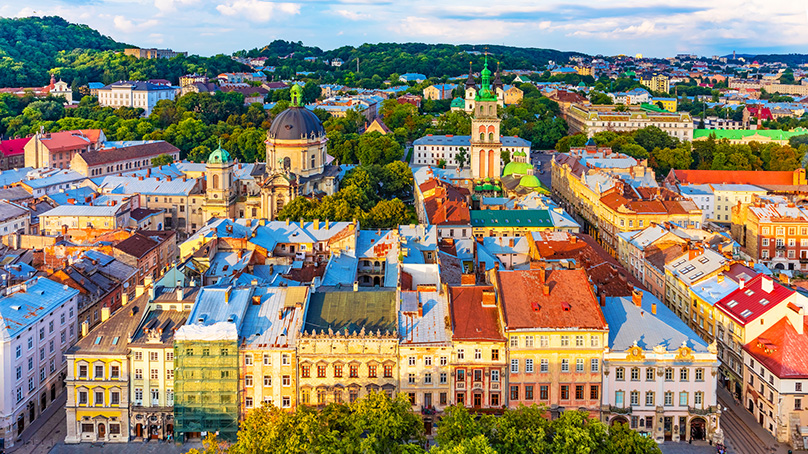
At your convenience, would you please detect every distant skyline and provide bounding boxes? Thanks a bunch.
[6,0,808,59]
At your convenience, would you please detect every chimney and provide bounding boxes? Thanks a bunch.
[542,284,550,296]
[225,288,230,303]
[353,281,359,292]
[238,249,243,259]
[286,218,290,226]
[417,301,423,317]
[651,302,657,315]
[325,219,330,230]
[761,276,774,293]
[570,235,577,244]
[121,292,128,306]
[177,286,184,301]
[509,238,515,248]
[599,292,606,307]
[135,285,145,298]
[481,290,496,307]
[632,289,643,307]
[717,273,724,283]
[148,285,155,301]
[313,219,320,230]
[461,274,476,286]
[739,278,745,289]
[81,320,89,337]
[101,306,110,322]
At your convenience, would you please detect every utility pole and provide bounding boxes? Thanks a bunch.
[356,57,359,76]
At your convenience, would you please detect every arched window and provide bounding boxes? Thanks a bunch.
[480,133,485,141]
[480,105,484,113]
[489,105,494,114]
[489,133,494,141]
[212,174,219,189]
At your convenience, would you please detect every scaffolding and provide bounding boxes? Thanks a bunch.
[173,339,240,441]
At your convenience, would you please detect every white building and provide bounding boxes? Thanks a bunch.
[96,81,178,116]
[412,135,530,168]
[602,291,721,444]
[0,278,80,449]
[0,200,30,236]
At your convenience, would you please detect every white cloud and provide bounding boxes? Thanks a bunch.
[399,16,519,41]
[154,0,200,15]
[113,15,159,33]
[335,9,371,21]
[216,0,300,22]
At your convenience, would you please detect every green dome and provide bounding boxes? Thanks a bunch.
[484,177,491,182]
[519,175,541,188]
[482,183,496,191]
[208,143,231,164]
[451,97,465,108]
[502,161,530,177]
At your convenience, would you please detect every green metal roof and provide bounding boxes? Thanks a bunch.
[640,102,667,113]
[470,209,553,228]
[519,174,541,188]
[693,127,808,141]
[451,97,465,107]
[502,161,531,176]
[304,290,397,334]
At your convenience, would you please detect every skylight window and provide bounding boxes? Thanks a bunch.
[760,299,769,306]
[745,290,754,296]
[112,337,119,345]
[94,336,102,345]
[726,300,738,308]
[740,309,753,318]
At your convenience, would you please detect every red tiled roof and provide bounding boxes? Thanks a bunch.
[715,274,793,326]
[496,268,607,330]
[113,232,158,259]
[82,141,179,166]
[743,317,808,379]
[421,179,470,226]
[0,137,30,157]
[671,169,797,186]
[448,285,505,341]
[38,130,103,153]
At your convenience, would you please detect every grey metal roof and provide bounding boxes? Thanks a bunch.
[268,106,325,141]
[0,277,80,341]
[399,290,449,345]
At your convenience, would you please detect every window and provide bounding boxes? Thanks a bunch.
[590,384,599,400]
[79,391,88,405]
[491,350,499,361]
[134,352,143,361]
[424,373,432,384]
[679,392,688,407]
[630,390,639,406]
[510,336,518,347]
[408,373,416,384]
[440,372,447,384]
[440,356,448,366]
[576,358,584,373]
[474,349,482,360]
[695,368,703,382]
[561,359,569,372]
[511,359,519,373]
[560,385,570,400]
[264,375,271,387]
[560,335,569,346]
[111,365,120,379]
[79,365,88,378]
[282,375,290,387]
[525,336,534,347]
[590,336,599,347]
[540,359,549,373]
[695,392,703,407]
[384,365,393,378]
[333,364,343,378]
[95,390,104,406]
[457,349,464,360]
[149,352,159,361]
[317,365,326,378]
[797,383,803,392]
[491,369,499,382]
[665,368,673,381]
[350,364,359,378]
[616,367,625,381]
[245,397,254,408]
[575,335,584,347]
[135,369,143,380]
[245,375,253,387]
[645,391,655,406]
[590,358,599,373]
[525,359,534,373]
[245,354,253,365]
[368,365,377,378]
[301,365,310,378]
[796,398,803,411]
[150,369,158,380]
[525,385,534,400]
[540,336,549,347]
[664,391,673,406]
[424,356,432,366]
[510,386,519,400]
[166,369,174,380]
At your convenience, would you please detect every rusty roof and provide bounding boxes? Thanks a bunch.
[448,285,505,341]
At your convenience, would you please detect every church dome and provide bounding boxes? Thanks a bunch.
[502,161,530,177]
[268,106,325,141]
[208,144,231,164]
[519,174,540,188]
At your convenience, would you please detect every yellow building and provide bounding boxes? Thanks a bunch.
[398,288,452,424]
[65,296,147,443]
[652,97,678,112]
[469,209,561,238]
[40,202,132,235]
[494,268,607,416]
[501,85,524,105]
[239,287,308,413]
[641,74,670,93]
[574,66,593,76]
[297,290,399,406]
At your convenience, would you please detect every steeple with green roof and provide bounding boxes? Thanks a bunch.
[207,138,232,164]
[290,83,303,107]
[475,54,498,102]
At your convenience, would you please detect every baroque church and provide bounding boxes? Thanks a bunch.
[198,84,339,225]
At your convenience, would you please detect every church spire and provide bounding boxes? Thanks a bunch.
[465,61,476,88]
[475,53,497,102]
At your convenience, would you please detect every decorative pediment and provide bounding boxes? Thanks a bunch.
[626,345,646,361]
[675,345,694,361]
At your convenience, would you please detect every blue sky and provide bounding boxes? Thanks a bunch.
[7,0,808,58]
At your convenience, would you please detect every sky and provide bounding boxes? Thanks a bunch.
[5,0,808,58]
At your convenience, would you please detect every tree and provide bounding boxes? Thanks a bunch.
[186,433,226,454]
[608,423,662,454]
[356,132,403,166]
[650,142,693,175]
[490,405,550,454]
[455,147,467,169]
[501,150,511,166]
[430,435,496,454]
[633,126,678,153]
[434,406,494,449]
[589,92,612,105]
[151,153,174,167]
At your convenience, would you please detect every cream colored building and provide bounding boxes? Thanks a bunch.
[565,104,693,141]
[641,74,670,93]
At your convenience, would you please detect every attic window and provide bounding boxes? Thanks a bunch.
[760,298,769,306]
[561,301,571,311]
[112,337,119,345]
[740,309,753,318]
[698,257,709,264]
[94,336,102,345]
[726,300,738,308]
[745,289,754,296]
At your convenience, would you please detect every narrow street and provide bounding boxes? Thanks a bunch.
[9,393,66,454]
[717,387,796,454]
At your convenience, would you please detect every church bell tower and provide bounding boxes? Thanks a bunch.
[469,55,502,179]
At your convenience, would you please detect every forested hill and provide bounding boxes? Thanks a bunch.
[0,16,126,86]
[239,41,586,79]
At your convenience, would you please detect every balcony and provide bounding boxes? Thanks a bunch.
[609,405,632,415]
